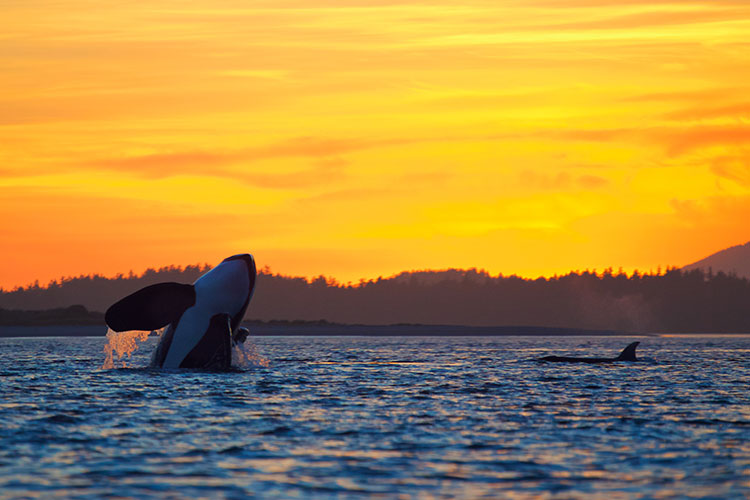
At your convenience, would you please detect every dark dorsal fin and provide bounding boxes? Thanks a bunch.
[616,341,640,361]
[105,282,195,332]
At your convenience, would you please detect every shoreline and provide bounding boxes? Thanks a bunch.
[1,324,736,338]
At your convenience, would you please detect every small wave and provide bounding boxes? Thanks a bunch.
[37,414,79,424]
[685,418,750,427]
[219,446,245,455]
[259,425,293,435]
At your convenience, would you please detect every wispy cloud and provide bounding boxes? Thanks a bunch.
[90,151,237,177]
[664,102,750,121]
[710,151,750,187]
[86,136,414,180]
[520,170,609,190]
[621,87,745,103]
[528,8,750,32]
[662,125,750,156]
[508,125,750,158]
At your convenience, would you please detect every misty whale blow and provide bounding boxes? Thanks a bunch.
[105,254,256,369]
[539,341,640,363]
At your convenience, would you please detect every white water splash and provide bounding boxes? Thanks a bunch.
[102,326,268,369]
[101,327,163,369]
[232,337,270,368]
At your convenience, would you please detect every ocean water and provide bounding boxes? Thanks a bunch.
[0,334,748,499]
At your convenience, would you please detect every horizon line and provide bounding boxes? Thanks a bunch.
[1,262,713,292]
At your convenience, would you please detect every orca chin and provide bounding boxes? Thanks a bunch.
[539,341,640,363]
[105,253,257,370]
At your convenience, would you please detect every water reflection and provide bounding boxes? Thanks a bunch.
[0,335,748,499]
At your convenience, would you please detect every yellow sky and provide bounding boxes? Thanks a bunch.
[2,0,750,288]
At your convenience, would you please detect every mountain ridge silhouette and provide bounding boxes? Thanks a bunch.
[682,241,750,279]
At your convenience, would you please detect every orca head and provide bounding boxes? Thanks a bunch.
[221,253,256,272]
[198,254,256,324]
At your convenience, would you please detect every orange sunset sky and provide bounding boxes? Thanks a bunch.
[2,0,750,289]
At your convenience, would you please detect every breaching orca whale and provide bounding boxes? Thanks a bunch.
[105,254,256,369]
[539,341,640,363]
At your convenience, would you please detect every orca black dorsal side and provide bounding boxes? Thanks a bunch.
[615,341,639,361]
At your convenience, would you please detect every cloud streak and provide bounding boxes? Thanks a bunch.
[85,136,417,181]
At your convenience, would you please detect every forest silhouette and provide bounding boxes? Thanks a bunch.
[2,265,749,333]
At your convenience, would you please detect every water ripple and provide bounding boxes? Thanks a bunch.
[0,335,748,499]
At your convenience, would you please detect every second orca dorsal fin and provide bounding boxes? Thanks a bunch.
[615,341,640,361]
[105,282,196,332]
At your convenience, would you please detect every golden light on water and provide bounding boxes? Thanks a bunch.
[2,1,750,287]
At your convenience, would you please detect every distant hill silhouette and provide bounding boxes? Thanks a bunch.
[683,241,750,279]
[2,265,750,333]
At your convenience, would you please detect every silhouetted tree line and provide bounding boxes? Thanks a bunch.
[0,264,210,313]
[0,305,103,326]
[1,266,749,332]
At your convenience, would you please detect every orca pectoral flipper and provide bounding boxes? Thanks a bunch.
[105,282,196,332]
[179,313,233,369]
[232,327,250,345]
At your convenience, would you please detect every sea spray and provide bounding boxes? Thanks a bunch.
[101,327,162,369]
[232,336,270,368]
[102,326,268,369]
